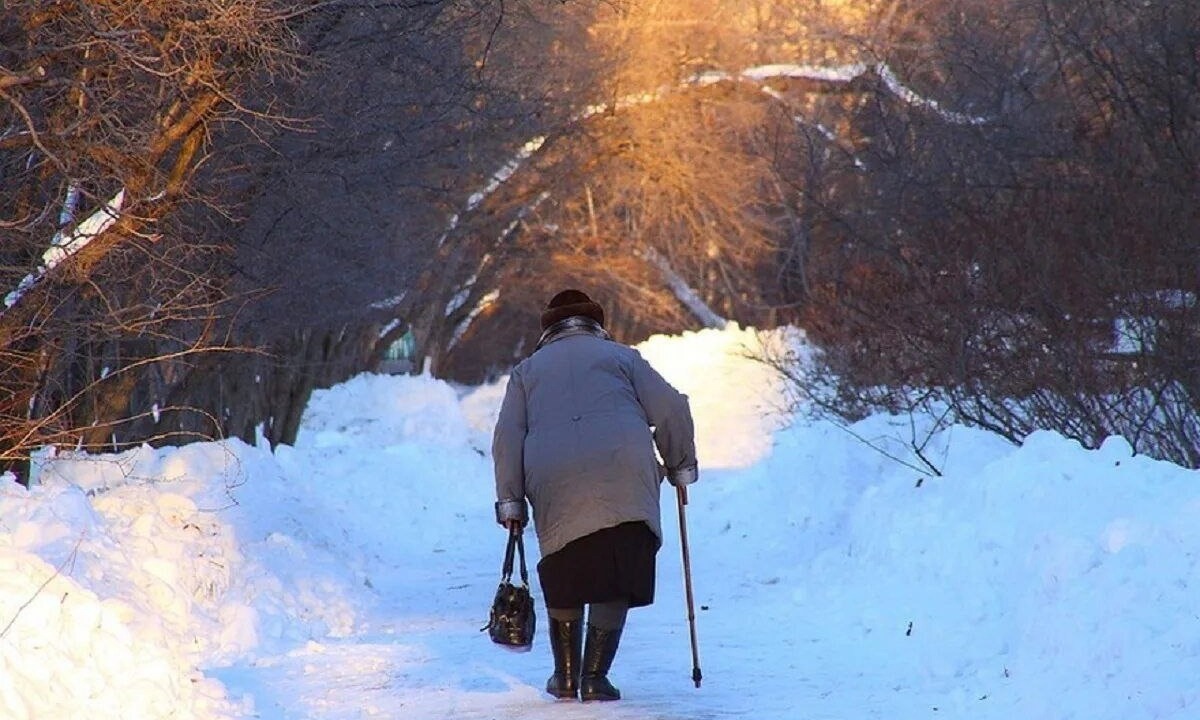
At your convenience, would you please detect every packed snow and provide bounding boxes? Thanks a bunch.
[1,324,1197,720]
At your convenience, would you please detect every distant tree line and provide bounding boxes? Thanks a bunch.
[413,0,1198,466]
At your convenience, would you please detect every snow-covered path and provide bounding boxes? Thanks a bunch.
[199,329,874,719]
[204,474,884,720]
[207,394,818,719]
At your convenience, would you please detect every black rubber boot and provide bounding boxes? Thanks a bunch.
[544,617,582,699]
[579,624,622,702]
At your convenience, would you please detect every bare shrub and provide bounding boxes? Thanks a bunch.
[791,0,1200,467]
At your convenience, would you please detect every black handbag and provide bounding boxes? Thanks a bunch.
[482,526,536,650]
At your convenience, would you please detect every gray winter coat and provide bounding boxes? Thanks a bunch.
[492,329,697,559]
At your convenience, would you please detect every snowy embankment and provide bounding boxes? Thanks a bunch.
[1,324,1198,719]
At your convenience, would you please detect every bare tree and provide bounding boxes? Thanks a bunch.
[0,0,307,479]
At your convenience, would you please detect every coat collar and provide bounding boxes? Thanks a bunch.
[535,316,611,352]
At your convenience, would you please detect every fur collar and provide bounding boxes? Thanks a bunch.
[535,316,611,352]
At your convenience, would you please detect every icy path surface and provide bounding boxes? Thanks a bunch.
[205,332,865,719]
[209,411,837,719]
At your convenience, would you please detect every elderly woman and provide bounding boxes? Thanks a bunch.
[492,289,698,702]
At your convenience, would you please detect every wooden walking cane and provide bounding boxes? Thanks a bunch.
[676,484,703,688]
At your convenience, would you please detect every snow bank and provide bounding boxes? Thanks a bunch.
[697,410,1200,719]
[0,439,372,720]
[0,448,246,720]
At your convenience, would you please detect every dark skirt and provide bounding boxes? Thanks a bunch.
[537,521,659,610]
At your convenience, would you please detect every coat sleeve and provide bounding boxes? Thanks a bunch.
[492,367,528,507]
[628,349,698,477]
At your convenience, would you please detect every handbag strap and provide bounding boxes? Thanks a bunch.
[501,525,530,587]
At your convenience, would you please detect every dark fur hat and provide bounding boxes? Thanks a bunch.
[540,289,605,330]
